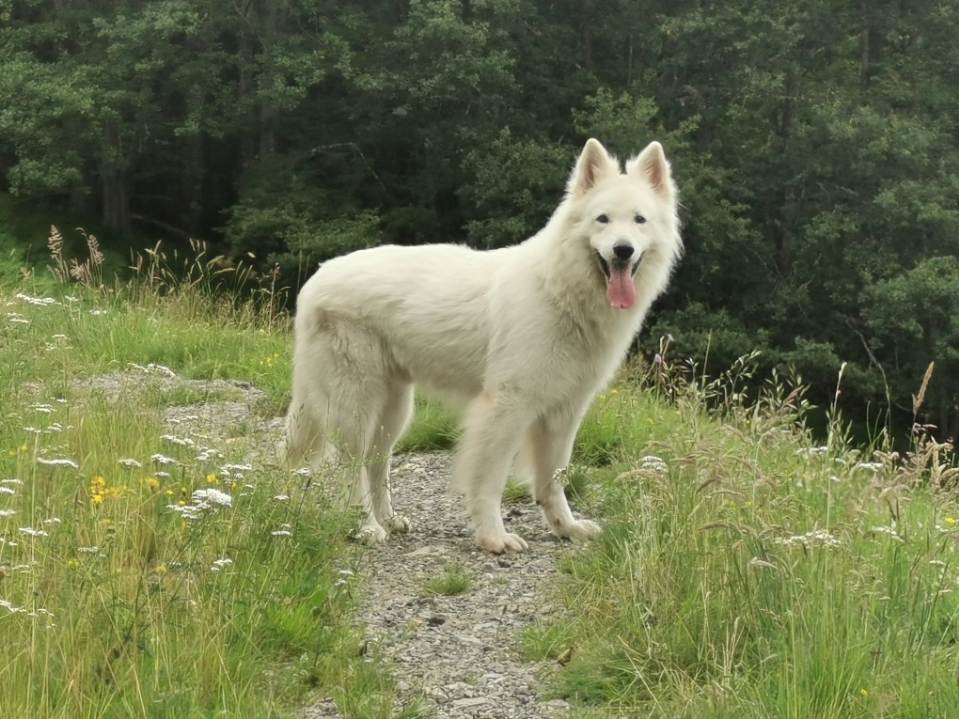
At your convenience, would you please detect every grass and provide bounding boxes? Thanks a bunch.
[7,223,959,719]
[422,563,473,596]
[0,266,414,717]
[524,370,959,718]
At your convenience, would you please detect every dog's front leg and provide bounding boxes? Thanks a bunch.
[528,409,602,541]
[455,392,532,553]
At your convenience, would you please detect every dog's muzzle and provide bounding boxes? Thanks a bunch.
[595,251,642,279]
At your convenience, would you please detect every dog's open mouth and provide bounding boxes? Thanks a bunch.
[595,252,640,310]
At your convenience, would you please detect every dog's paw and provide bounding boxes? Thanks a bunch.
[554,518,602,541]
[384,513,411,533]
[476,531,529,554]
[354,524,388,546]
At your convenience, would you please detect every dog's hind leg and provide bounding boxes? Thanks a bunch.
[366,380,414,533]
[454,391,534,553]
[526,409,601,541]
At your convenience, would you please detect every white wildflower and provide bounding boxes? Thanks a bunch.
[293,467,313,477]
[195,448,222,462]
[118,458,142,469]
[16,292,58,306]
[30,404,54,414]
[19,527,49,537]
[160,434,195,448]
[88,309,108,316]
[211,558,233,572]
[853,462,882,473]
[0,509,16,518]
[42,517,61,525]
[0,487,14,496]
[191,488,232,507]
[221,463,253,474]
[36,457,79,469]
[273,494,290,502]
[151,453,177,466]
[271,530,293,537]
[775,529,841,548]
[77,546,99,554]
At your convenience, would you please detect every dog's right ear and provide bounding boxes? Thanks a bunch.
[567,138,619,197]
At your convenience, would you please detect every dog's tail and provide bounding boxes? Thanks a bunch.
[278,402,323,467]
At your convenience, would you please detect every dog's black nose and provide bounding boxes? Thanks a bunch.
[613,243,634,260]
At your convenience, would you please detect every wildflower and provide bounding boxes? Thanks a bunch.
[118,458,142,469]
[66,559,79,570]
[155,563,169,575]
[15,292,58,306]
[146,477,161,492]
[273,494,290,502]
[192,488,232,507]
[0,487,14,496]
[776,529,841,548]
[0,509,16,518]
[160,434,195,448]
[19,527,49,537]
[151,453,176,466]
[211,558,233,571]
[945,517,957,528]
[206,473,219,485]
[271,530,293,537]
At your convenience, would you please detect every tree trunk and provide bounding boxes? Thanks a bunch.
[101,123,130,233]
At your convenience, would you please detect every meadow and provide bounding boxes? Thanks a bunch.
[2,232,958,718]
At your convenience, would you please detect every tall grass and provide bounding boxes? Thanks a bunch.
[526,353,959,718]
[0,236,407,717]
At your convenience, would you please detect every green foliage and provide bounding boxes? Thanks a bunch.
[2,0,959,436]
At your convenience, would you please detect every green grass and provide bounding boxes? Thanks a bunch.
[524,383,959,718]
[422,563,473,596]
[0,278,410,717]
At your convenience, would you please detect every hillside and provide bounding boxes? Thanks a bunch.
[1,267,958,718]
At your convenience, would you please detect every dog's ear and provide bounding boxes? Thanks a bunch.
[627,141,675,199]
[567,138,619,197]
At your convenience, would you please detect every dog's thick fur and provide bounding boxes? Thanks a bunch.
[284,138,681,552]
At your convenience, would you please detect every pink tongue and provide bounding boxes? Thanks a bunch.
[607,268,636,310]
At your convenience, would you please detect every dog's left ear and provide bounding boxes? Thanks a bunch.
[567,138,619,197]
[627,141,675,200]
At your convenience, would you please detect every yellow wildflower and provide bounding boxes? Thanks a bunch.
[146,477,161,492]
[945,517,957,527]
[206,473,219,485]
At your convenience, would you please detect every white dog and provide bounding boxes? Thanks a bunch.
[284,138,681,553]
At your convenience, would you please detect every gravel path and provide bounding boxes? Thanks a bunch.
[338,451,574,719]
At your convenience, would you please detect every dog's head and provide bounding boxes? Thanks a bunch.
[563,138,681,311]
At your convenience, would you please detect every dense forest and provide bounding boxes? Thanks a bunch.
[1,1,958,440]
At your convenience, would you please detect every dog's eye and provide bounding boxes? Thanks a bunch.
[635,214,647,224]
[596,214,609,224]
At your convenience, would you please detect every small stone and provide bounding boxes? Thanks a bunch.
[452,697,489,708]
